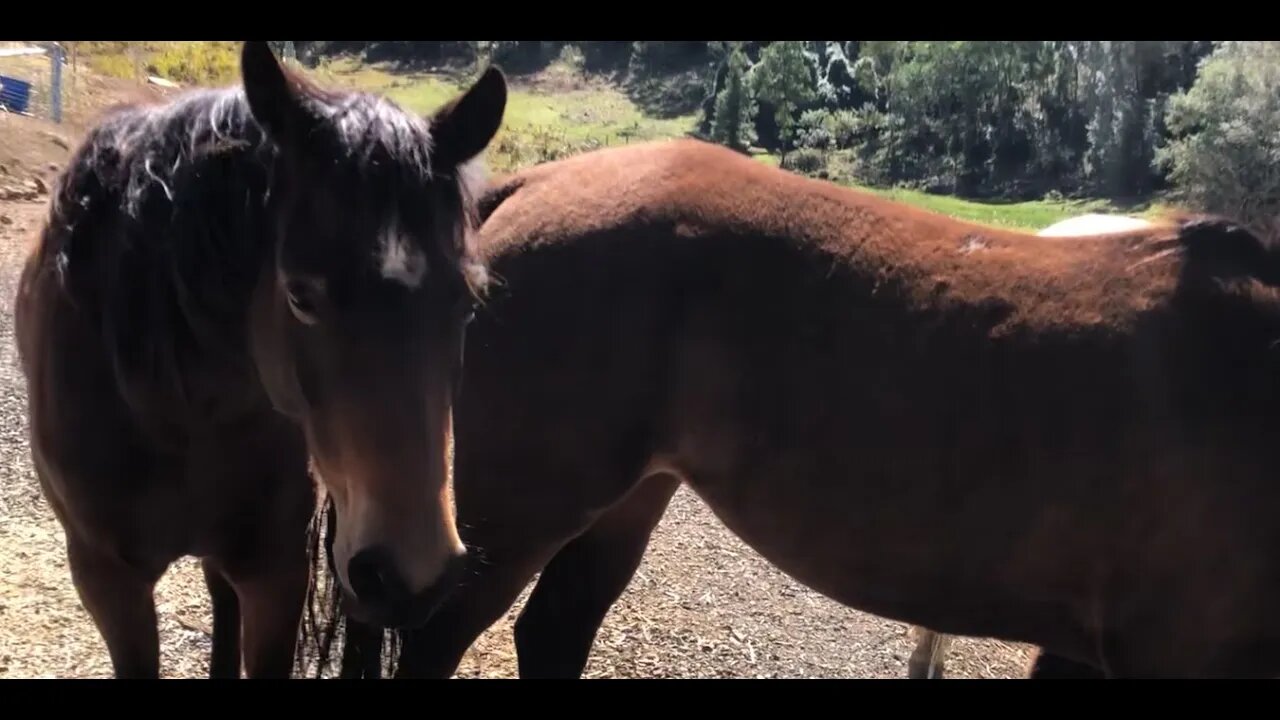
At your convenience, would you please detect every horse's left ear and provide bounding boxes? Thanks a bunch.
[241,41,318,149]
[429,66,507,168]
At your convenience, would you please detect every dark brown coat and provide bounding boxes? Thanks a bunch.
[391,138,1280,678]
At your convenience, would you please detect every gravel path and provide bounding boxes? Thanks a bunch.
[0,195,1034,679]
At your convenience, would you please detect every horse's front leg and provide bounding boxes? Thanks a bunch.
[512,474,681,679]
[202,560,243,678]
[218,558,308,678]
[65,531,163,678]
[1026,649,1106,678]
[338,619,386,678]
[392,544,559,678]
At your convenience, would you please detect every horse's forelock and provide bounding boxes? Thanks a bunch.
[310,93,491,298]
[49,81,488,430]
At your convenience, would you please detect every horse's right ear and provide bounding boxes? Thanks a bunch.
[241,41,315,148]
[428,65,508,169]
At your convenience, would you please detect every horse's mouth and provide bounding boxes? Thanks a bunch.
[341,555,465,630]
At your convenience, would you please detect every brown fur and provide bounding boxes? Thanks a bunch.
[14,43,505,677]
[381,138,1280,678]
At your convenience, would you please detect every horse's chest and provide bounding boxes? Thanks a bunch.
[36,439,306,568]
[38,462,199,568]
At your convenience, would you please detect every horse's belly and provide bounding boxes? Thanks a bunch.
[677,455,1101,653]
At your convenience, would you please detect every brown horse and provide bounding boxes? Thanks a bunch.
[351,137,1280,679]
[14,42,505,677]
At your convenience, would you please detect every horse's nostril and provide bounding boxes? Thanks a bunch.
[347,546,405,607]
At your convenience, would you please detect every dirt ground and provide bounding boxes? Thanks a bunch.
[0,66,1035,679]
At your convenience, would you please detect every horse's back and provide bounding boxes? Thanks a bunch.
[482,139,1192,342]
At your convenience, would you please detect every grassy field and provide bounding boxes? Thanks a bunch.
[310,57,700,172]
[320,58,1159,231]
[747,153,1160,229]
[62,42,1156,231]
[864,187,1164,230]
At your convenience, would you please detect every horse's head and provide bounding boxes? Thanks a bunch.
[240,42,504,628]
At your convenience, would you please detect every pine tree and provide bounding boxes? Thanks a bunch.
[711,45,758,151]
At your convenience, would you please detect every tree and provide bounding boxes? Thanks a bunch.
[1157,41,1280,240]
[750,41,818,159]
[710,45,758,152]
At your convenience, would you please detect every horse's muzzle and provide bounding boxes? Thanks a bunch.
[344,546,466,629]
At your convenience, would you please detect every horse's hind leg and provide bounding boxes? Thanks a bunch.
[513,475,681,679]
[65,533,163,678]
[203,560,242,678]
[907,627,952,679]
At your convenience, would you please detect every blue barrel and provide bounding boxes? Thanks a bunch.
[0,74,33,114]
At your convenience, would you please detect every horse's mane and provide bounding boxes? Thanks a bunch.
[37,88,276,433]
[36,78,483,435]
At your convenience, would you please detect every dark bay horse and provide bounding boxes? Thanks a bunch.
[14,42,505,677]
[361,137,1280,678]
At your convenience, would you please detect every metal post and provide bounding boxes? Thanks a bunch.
[50,43,63,123]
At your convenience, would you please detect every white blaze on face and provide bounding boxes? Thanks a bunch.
[378,225,428,289]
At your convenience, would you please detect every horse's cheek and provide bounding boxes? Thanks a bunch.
[248,284,308,419]
[258,351,308,419]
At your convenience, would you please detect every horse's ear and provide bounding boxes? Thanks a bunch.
[429,65,507,168]
[241,41,316,148]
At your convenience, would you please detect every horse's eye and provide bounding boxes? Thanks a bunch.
[285,278,323,324]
